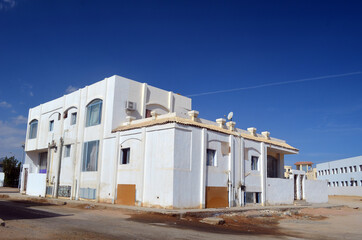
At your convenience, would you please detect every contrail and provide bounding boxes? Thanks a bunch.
[186,71,362,97]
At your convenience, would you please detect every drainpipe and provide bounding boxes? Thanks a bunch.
[55,137,64,198]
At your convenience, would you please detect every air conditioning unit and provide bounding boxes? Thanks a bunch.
[125,101,136,111]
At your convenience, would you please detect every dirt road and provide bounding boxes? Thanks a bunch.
[0,196,361,240]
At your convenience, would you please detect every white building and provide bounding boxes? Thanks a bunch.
[317,156,362,196]
[20,75,328,208]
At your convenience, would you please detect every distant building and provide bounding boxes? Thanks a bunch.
[317,156,362,196]
[284,165,292,179]
[295,161,317,180]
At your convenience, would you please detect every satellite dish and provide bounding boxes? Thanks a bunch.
[227,112,233,121]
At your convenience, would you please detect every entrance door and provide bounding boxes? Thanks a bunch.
[267,156,278,178]
[23,168,28,192]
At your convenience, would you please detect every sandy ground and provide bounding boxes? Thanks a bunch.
[0,194,361,239]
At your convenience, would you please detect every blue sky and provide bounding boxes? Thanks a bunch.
[0,0,361,166]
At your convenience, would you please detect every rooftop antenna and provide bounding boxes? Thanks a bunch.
[227,112,233,121]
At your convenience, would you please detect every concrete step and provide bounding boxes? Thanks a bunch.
[294,200,310,206]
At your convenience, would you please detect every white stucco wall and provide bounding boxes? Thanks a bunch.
[304,179,328,203]
[26,173,46,197]
[266,178,294,205]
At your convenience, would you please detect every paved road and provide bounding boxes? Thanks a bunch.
[1,196,361,240]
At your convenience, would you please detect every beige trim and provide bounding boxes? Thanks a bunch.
[112,117,298,152]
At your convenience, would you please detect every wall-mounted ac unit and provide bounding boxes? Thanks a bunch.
[125,101,136,111]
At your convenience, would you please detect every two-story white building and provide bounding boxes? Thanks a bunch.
[20,75,328,208]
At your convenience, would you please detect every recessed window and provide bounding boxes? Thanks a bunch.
[71,112,77,125]
[49,120,54,132]
[82,140,99,171]
[349,166,353,172]
[340,167,343,173]
[86,99,102,127]
[121,148,130,164]
[64,145,71,158]
[360,165,362,171]
[29,120,38,139]
[353,166,357,172]
[39,152,47,174]
[206,149,216,166]
[251,156,259,170]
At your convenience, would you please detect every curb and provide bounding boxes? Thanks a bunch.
[0,193,345,217]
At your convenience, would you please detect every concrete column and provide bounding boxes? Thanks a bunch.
[141,127,147,206]
[296,174,301,200]
[260,142,267,205]
[199,128,207,209]
[228,135,234,207]
[112,132,120,204]
[240,137,245,206]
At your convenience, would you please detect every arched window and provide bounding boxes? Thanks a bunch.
[29,119,38,139]
[86,99,102,127]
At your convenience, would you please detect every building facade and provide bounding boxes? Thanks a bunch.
[317,156,362,196]
[20,75,328,208]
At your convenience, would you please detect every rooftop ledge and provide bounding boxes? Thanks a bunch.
[112,112,298,152]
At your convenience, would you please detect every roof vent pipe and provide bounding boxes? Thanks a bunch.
[247,127,257,136]
[261,131,270,139]
[151,110,159,120]
[226,121,236,131]
[125,116,136,125]
[216,118,226,128]
[187,110,199,121]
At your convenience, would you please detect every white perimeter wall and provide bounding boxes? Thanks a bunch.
[304,179,328,203]
[26,173,46,197]
[327,186,362,196]
[266,178,294,205]
[0,172,4,187]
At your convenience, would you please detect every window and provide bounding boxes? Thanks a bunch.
[64,145,71,157]
[335,168,338,174]
[29,120,38,139]
[345,181,348,186]
[353,166,357,172]
[360,165,362,171]
[207,149,216,166]
[145,109,152,118]
[86,99,102,127]
[121,148,130,164]
[251,156,259,170]
[341,181,344,186]
[349,166,352,172]
[340,167,343,173]
[82,140,99,171]
[344,167,347,173]
[332,169,335,174]
[49,120,54,132]
[71,112,77,125]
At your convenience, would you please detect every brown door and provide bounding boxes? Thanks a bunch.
[116,184,136,206]
[205,186,228,208]
[23,168,28,192]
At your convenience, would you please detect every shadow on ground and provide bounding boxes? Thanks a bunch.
[0,199,72,221]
